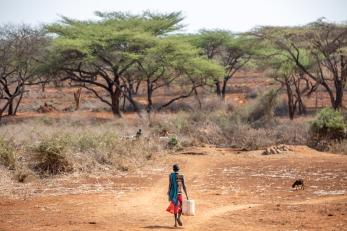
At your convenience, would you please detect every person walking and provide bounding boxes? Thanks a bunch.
[167,164,188,227]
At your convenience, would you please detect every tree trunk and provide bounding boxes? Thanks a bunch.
[194,88,202,109]
[73,88,82,111]
[0,110,3,123]
[331,55,347,109]
[0,102,9,122]
[7,100,14,116]
[215,81,221,97]
[293,80,306,115]
[146,80,153,113]
[297,99,306,114]
[13,90,24,115]
[135,80,141,95]
[124,91,142,117]
[285,81,295,120]
[320,82,336,109]
[221,76,230,100]
[111,91,121,117]
[333,82,344,109]
[122,94,126,111]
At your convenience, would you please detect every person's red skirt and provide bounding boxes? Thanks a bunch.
[166,194,182,214]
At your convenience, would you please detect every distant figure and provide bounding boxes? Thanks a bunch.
[167,164,188,227]
[160,129,169,137]
[135,129,142,139]
[292,179,304,190]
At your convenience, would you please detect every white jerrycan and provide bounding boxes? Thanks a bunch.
[182,199,195,216]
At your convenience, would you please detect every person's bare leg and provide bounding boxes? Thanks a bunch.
[177,212,183,226]
[174,214,178,227]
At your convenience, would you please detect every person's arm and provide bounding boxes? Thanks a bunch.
[167,174,172,199]
[182,176,189,200]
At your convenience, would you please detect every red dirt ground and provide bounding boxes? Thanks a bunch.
[1,146,347,231]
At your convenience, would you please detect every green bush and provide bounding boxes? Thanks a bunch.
[310,108,346,139]
[0,138,16,169]
[168,136,178,147]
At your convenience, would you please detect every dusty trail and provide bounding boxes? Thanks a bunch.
[1,147,347,231]
[111,152,213,230]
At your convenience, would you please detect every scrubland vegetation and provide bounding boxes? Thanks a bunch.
[1,93,346,183]
[1,11,347,183]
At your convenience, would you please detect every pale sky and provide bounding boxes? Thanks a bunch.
[0,0,346,32]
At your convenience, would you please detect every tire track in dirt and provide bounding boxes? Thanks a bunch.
[290,195,347,205]
[189,203,260,230]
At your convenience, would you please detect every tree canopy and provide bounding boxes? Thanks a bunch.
[43,11,224,116]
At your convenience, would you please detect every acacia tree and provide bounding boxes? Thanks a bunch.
[194,30,254,99]
[136,37,224,112]
[156,56,224,111]
[254,19,347,109]
[44,11,184,117]
[266,57,313,119]
[0,24,47,120]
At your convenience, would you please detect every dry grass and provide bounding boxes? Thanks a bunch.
[0,96,316,188]
[150,102,309,150]
[0,138,16,169]
[328,140,347,154]
[0,116,164,180]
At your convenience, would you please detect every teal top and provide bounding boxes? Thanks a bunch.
[169,172,178,205]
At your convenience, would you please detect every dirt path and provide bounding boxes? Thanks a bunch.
[1,147,347,231]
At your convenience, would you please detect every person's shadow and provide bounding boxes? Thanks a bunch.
[143,225,183,229]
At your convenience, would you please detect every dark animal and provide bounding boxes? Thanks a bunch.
[135,129,142,139]
[292,179,304,190]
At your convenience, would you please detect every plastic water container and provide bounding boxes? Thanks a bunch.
[182,199,195,216]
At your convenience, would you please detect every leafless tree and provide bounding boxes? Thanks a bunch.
[0,24,47,121]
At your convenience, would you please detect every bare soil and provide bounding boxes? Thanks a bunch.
[1,146,347,231]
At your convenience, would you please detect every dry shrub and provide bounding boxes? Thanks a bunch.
[161,101,193,112]
[14,165,37,183]
[196,96,235,113]
[152,112,212,145]
[151,104,309,150]
[72,129,160,168]
[274,99,289,117]
[76,132,118,152]
[179,121,226,146]
[37,103,58,113]
[32,135,73,175]
[0,137,16,169]
[110,138,160,170]
[247,89,279,128]
[245,88,259,99]
[272,121,309,145]
[328,140,347,154]
[222,123,272,150]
